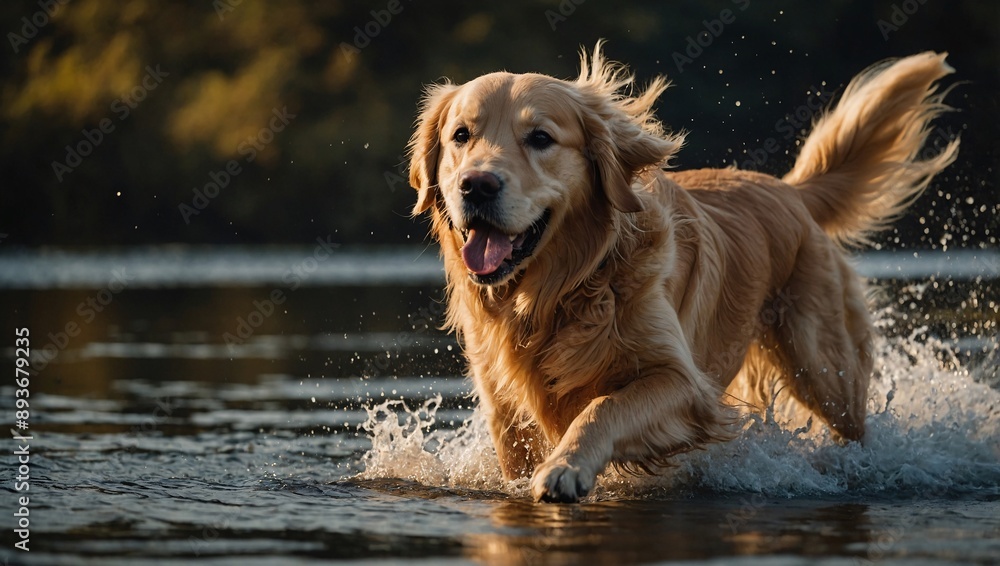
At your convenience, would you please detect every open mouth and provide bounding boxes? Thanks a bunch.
[459,209,551,285]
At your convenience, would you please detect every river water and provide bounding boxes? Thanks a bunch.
[0,247,998,565]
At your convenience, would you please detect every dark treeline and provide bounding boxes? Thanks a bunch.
[1,0,996,249]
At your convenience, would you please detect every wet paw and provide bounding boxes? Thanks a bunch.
[530,458,594,503]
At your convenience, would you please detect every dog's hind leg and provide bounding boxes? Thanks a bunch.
[481,396,546,480]
[769,232,874,442]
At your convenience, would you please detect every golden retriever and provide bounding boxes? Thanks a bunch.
[407,43,958,503]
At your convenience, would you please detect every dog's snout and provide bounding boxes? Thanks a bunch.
[459,171,503,205]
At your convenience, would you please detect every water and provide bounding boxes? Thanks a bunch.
[0,248,998,565]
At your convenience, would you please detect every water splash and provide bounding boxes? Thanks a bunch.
[358,325,1000,499]
[358,396,511,492]
[658,329,1000,498]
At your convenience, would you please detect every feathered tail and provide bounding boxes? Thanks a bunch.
[784,52,960,246]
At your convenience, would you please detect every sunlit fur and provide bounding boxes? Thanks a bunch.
[408,43,959,503]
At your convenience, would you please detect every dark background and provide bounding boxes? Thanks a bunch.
[1,0,997,250]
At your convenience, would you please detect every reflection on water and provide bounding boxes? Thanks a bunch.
[0,246,446,288]
[1,247,998,288]
[0,247,997,564]
[464,497,878,564]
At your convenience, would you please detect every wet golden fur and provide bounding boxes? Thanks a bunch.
[408,44,959,502]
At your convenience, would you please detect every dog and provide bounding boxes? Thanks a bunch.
[407,43,958,503]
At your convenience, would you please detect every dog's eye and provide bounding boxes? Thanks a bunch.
[453,127,471,145]
[526,130,555,150]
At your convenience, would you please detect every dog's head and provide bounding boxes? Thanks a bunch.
[408,43,683,287]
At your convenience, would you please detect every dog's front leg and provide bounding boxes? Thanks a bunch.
[528,395,613,502]
[530,365,732,503]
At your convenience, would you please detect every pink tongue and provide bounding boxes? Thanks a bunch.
[461,222,513,275]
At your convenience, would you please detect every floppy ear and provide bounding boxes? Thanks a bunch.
[408,83,459,216]
[573,42,684,213]
[582,111,681,213]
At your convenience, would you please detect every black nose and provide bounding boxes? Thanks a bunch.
[459,171,502,205]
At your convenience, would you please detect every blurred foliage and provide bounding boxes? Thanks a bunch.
[0,0,997,249]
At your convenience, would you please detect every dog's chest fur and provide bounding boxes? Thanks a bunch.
[462,231,662,441]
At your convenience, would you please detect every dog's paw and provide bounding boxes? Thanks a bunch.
[530,458,594,503]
